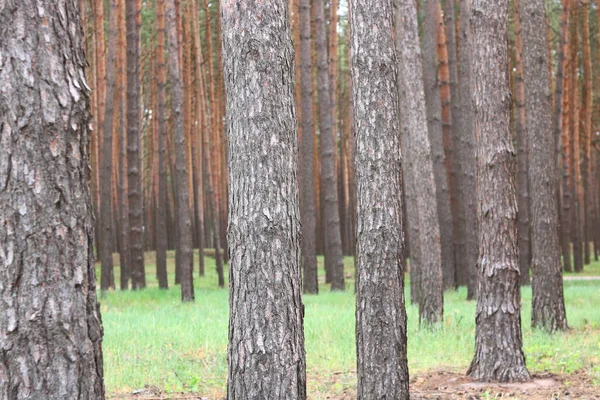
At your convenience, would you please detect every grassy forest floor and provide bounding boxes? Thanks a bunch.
[98,252,600,399]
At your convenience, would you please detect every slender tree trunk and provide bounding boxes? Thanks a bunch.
[513,0,532,286]
[0,1,105,396]
[519,0,568,331]
[423,0,456,286]
[351,1,410,397]
[94,0,106,240]
[126,0,146,288]
[165,0,194,302]
[467,0,530,382]
[221,1,307,397]
[581,0,592,266]
[396,0,444,325]
[314,0,345,291]
[300,0,319,294]
[155,0,169,289]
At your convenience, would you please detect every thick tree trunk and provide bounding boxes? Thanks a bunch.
[299,0,319,294]
[351,1,410,397]
[396,0,444,325]
[467,0,530,382]
[156,0,169,289]
[166,0,194,302]
[581,0,592,266]
[519,0,568,331]
[221,1,307,398]
[458,0,479,300]
[0,1,105,397]
[126,0,146,288]
[314,0,345,291]
[513,0,531,286]
[422,0,455,286]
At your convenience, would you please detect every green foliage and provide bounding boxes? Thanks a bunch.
[99,253,600,397]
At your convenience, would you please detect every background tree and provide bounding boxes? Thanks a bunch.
[351,0,410,397]
[221,0,307,397]
[0,0,105,396]
[467,0,530,381]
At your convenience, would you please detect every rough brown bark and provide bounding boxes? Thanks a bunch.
[422,0,455,285]
[221,1,307,398]
[581,0,592,266]
[519,0,568,331]
[156,0,169,289]
[513,0,532,286]
[299,0,319,294]
[396,0,444,325]
[0,1,105,397]
[467,0,530,382]
[351,0,410,397]
[314,0,345,291]
[126,0,146,288]
[166,0,194,302]
[458,0,479,300]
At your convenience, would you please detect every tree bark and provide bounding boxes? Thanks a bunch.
[314,0,345,291]
[422,0,455,286]
[126,0,146,288]
[0,1,105,397]
[221,1,307,398]
[396,0,444,325]
[580,0,592,266]
[299,0,319,294]
[156,0,169,289]
[519,0,568,331]
[166,0,194,302]
[467,0,530,382]
[350,0,410,397]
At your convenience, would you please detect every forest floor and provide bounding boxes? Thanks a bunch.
[99,252,600,399]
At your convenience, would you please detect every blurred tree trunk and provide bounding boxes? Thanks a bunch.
[351,1,409,397]
[221,1,307,397]
[396,0,444,325]
[467,0,530,382]
[581,0,592,266]
[519,0,568,331]
[0,0,105,396]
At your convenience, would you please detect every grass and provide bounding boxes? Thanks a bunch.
[99,251,600,398]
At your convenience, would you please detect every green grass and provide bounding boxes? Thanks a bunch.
[99,252,600,398]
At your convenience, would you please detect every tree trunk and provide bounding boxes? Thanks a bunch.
[580,0,592,266]
[458,0,479,300]
[126,0,146,288]
[300,0,319,294]
[467,0,530,382]
[221,1,307,398]
[422,0,455,287]
[314,0,345,291]
[165,0,194,302]
[0,1,105,397]
[513,0,532,286]
[396,0,444,325]
[351,1,410,397]
[156,0,169,289]
[519,0,568,331]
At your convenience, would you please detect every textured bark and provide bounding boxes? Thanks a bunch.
[458,0,479,300]
[513,0,531,286]
[126,0,146,288]
[351,1,410,397]
[467,0,530,382]
[580,0,592,266]
[569,1,583,273]
[519,0,568,331]
[442,0,465,290]
[0,1,105,397]
[221,1,307,398]
[314,0,345,291]
[166,0,194,302]
[156,0,169,289]
[422,0,455,284]
[299,0,319,294]
[396,0,444,325]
